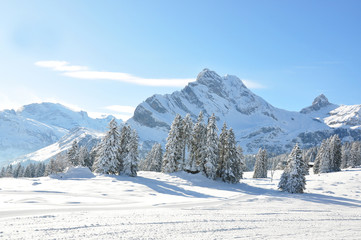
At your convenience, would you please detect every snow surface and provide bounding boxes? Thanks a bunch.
[1,168,360,239]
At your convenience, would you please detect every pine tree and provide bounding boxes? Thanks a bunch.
[67,140,79,167]
[341,143,351,168]
[182,114,193,171]
[188,111,206,173]
[204,114,219,180]
[118,125,132,173]
[217,122,228,178]
[93,119,120,174]
[220,128,242,183]
[13,163,22,178]
[329,135,342,172]
[162,114,183,173]
[0,167,5,178]
[278,144,306,193]
[35,162,46,177]
[144,143,163,172]
[122,130,139,177]
[314,140,326,174]
[350,141,361,168]
[253,148,268,178]
[78,146,90,168]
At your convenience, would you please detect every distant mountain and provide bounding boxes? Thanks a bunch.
[3,69,361,166]
[17,102,114,131]
[128,69,361,154]
[0,103,120,167]
[14,127,103,165]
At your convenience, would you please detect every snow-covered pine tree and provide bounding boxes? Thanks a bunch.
[122,129,139,177]
[341,143,351,169]
[217,122,228,178]
[67,140,79,167]
[313,139,326,174]
[13,163,22,178]
[237,145,246,176]
[278,144,306,193]
[0,167,5,178]
[220,128,242,183]
[204,113,219,180]
[253,148,268,178]
[35,162,46,177]
[162,114,183,173]
[329,135,342,172]
[350,141,361,168]
[118,124,131,173]
[93,119,120,174]
[146,143,163,172]
[319,137,332,173]
[182,114,193,171]
[188,111,206,173]
[78,146,90,168]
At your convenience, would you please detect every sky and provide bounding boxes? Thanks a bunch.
[1,0,361,121]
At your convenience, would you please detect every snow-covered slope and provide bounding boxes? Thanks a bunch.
[1,168,360,239]
[0,109,67,166]
[14,127,104,164]
[324,104,361,128]
[0,103,120,167]
[128,69,334,154]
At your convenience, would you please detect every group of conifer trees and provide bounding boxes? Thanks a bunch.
[140,112,244,183]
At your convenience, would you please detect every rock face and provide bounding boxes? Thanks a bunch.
[128,69,357,155]
[300,94,332,114]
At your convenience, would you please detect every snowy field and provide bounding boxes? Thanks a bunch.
[1,168,361,239]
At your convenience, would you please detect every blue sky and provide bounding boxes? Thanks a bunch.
[1,1,361,120]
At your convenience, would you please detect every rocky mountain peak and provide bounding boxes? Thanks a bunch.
[300,94,332,114]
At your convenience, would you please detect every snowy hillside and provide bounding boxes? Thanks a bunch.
[14,127,104,164]
[0,168,360,239]
[128,69,338,154]
[0,109,67,166]
[324,104,361,128]
[0,103,120,167]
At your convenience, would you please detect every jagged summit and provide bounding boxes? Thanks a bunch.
[300,94,333,114]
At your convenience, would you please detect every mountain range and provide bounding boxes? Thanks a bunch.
[1,69,361,167]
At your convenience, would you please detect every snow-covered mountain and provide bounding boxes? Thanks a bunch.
[14,127,103,165]
[0,103,120,167]
[17,102,114,131]
[128,69,361,154]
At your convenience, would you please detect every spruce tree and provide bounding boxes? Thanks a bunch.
[118,125,131,173]
[145,143,163,172]
[329,135,342,172]
[350,142,361,168]
[162,114,183,173]
[220,128,242,183]
[204,114,219,180]
[341,143,351,169]
[122,129,139,177]
[78,146,90,168]
[188,111,206,173]
[278,144,306,193]
[253,148,268,178]
[93,119,120,174]
[13,163,22,178]
[67,140,80,167]
[182,114,193,171]
[313,140,326,174]
[218,122,228,178]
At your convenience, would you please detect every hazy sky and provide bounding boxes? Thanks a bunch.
[1,1,361,120]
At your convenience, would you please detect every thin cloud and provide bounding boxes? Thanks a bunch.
[242,80,266,89]
[88,111,132,121]
[35,60,195,87]
[35,61,88,72]
[35,60,266,89]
